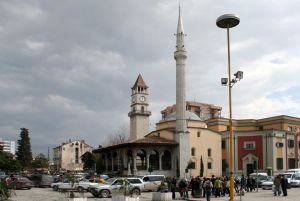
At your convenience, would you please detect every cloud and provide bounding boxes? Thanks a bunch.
[0,0,299,156]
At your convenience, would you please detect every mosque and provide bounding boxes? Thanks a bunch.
[93,9,300,178]
[93,9,222,178]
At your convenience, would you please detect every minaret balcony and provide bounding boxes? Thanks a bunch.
[128,110,151,117]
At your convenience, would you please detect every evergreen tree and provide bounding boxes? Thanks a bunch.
[200,155,204,177]
[81,151,96,170]
[16,128,33,170]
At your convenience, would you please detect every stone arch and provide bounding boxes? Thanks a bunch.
[113,152,118,171]
[149,149,159,170]
[136,149,147,170]
[126,150,134,171]
[162,150,172,170]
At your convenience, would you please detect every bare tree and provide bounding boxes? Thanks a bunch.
[105,124,129,146]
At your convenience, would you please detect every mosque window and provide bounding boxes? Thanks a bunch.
[75,148,79,164]
[207,162,212,169]
[197,132,201,137]
[207,148,212,157]
[136,149,147,170]
[149,150,159,170]
[191,148,196,156]
[141,106,144,113]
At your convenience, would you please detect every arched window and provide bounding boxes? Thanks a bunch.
[191,147,196,156]
[136,149,147,170]
[208,148,212,157]
[162,150,171,170]
[149,150,159,170]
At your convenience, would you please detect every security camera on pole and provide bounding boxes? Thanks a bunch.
[216,14,242,201]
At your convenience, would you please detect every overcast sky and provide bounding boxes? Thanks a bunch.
[1,0,300,157]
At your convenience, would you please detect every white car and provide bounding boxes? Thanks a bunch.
[51,179,70,191]
[89,178,144,198]
[58,179,99,191]
[290,173,300,187]
[261,177,274,190]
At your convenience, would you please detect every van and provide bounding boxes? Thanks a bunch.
[282,172,298,188]
[137,175,165,191]
[30,174,54,187]
[286,168,300,173]
[249,173,268,187]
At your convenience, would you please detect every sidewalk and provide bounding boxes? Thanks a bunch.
[143,188,299,201]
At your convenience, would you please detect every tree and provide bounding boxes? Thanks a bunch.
[0,151,21,172]
[32,153,49,169]
[81,151,96,170]
[200,155,204,177]
[16,128,33,170]
[106,124,129,146]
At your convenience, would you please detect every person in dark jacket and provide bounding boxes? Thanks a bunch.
[281,175,288,196]
[171,177,177,199]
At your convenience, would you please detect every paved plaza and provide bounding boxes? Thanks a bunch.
[9,188,300,201]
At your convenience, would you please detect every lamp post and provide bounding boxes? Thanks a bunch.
[216,14,240,201]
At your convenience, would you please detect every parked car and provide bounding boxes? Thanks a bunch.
[290,173,300,187]
[6,176,34,190]
[89,177,143,198]
[29,174,54,187]
[249,173,268,187]
[58,178,99,191]
[51,179,70,191]
[261,176,274,190]
[137,175,165,191]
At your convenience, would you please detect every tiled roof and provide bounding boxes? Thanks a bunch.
[132,74,147,89]
[93,136,178,153]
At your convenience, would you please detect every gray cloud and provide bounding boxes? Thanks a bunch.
[0,0,300,156]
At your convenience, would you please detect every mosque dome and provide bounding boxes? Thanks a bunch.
[163,111,201,121]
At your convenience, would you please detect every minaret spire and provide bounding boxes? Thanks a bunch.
[174,6,189,178]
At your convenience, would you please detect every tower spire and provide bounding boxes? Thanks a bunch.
[176,5,185,51]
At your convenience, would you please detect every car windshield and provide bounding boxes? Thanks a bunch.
[105,178,116,185]
[283,174,292,178]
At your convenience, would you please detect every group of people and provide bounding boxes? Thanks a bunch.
[273,174,288,196]
[169,174,261,201]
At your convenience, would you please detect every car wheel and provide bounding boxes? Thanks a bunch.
[100,189,110,198]
[53,185,58,191]
[92,193,99,198]
[77,186,84,192]
[131,188,140,196]
[27,187,31,190]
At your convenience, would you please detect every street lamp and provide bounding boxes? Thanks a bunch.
[216,14,240,201]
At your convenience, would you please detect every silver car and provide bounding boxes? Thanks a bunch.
[89,177,144,198]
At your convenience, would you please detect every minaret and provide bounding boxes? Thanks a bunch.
[174,6,190,178]
[128,74,151,141]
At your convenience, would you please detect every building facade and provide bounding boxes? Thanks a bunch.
[207,116,300,176]
[0,138,16,155]
[53,139,93,171]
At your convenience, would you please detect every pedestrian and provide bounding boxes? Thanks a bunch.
[214,177,221,197]
[204,178,213,201]
[246,176,253,192]
[202,177,206,198]
[281,175,288,196]
[273,175,281,196]
[171,177,177,199]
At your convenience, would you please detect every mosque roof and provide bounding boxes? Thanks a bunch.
[93,136,177,153]
[162,111,201,121]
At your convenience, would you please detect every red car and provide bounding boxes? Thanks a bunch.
[6,176,34,190]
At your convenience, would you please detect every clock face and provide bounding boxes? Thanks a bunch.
[139,96,146,102]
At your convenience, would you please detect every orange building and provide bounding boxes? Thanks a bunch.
[206,115,300,175]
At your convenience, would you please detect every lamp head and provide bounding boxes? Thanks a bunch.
[221,78,228,85]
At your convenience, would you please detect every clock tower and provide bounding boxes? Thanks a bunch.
[128,74,151,140]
